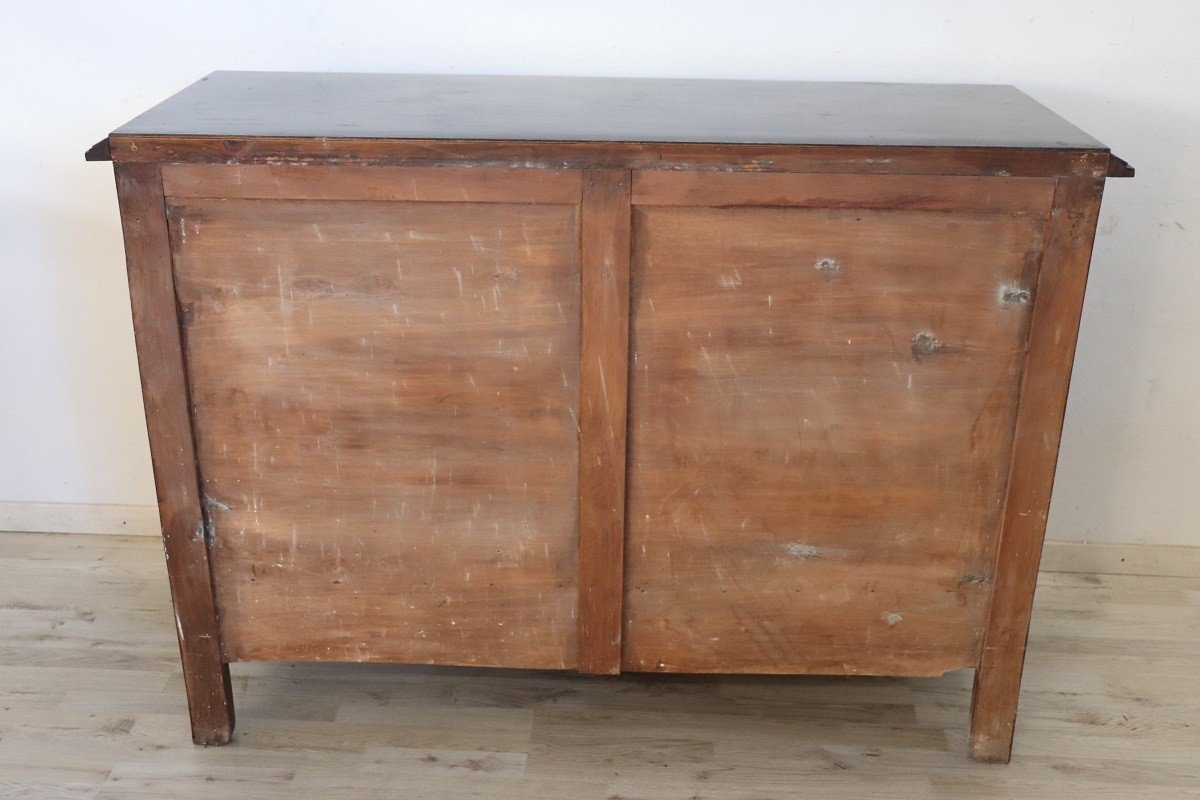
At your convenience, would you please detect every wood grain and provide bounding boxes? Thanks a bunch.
[623,197,1048,676]
[576,170,632,674]
[162,164,582,203]
[111,73,1109,151]
[632,171,1057,213]
[108,135,1113,179]
[113,163,234,745]
[89,69,1134,763]
[971,177,1106,763]
[168,189,582,668]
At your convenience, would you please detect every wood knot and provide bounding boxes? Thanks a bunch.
[783,541,820,559]
[999,285,1031,305]
[814,257,843,281]
[911,332,944,362]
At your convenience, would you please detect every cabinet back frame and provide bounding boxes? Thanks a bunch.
[115,158,1106,765]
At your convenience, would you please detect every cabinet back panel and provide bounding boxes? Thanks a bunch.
[624,204,1046,676]
[169,197,581,667]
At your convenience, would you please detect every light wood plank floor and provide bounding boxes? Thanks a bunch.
[1,531,1197,799]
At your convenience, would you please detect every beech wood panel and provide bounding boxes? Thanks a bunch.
[114,163,234,744]
[971,177,1106,763]
[623,202,1047,676]
[632,171,1056,213]
[622,206,1048,350]
[576,170,632,674]
[168,194,582,668]
[162,163,583,203]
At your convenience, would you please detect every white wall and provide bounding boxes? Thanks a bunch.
[1,1,1196,544]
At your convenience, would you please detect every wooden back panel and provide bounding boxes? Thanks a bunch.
[167,167,583,668]
[623,174,1053,676]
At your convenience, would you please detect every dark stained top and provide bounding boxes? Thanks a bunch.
[110,71,1109,151]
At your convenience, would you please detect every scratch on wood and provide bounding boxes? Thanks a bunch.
[204,496,233,512]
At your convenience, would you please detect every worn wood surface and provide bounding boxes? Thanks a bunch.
[97,91,1123,760]
[971,177,1107,763]
[632,171,1057,212]
[168,176,583,667]
[107,135,1114,179]
[112,72,1107,150]
[162,163,582,203]
[3,530,1198,798]
[113,163,234,745]
[623,187,1051,676]
[576,170,632,675]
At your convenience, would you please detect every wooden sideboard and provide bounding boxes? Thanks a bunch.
[89,72,1132,762]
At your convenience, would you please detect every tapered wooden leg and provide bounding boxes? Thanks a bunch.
[116,162,235,745]
[177,651,234,746]
[970,645,1026,762]
[969,176,1105,763]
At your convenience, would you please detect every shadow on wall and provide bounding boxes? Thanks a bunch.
[1048,91,1200,544]
[26,191,152,502]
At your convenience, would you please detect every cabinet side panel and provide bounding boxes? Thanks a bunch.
[624,203,1047,676]
[114,163,233,743]
[170,195,581,668]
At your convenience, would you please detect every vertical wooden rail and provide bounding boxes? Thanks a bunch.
[115,163,234,744]
[577,169,632,674]
[971,176,1106,762]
